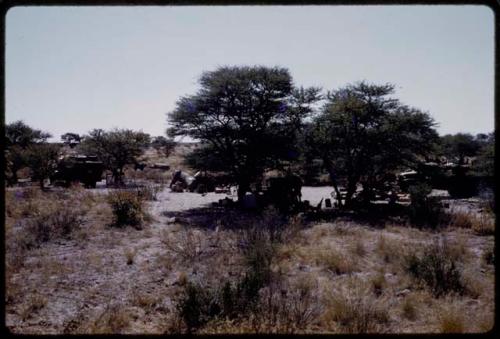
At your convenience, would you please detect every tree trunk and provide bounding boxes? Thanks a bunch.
[324,158,343,207]
[344,177,358,208]
[113,169,123,187]
[237,179,250,203]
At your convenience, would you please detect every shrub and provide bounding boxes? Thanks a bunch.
[403,240,465,297]
[247,276,322,334]
[176,282,220,334]
[107,191,145,228]
[22,204,86,247]
[239,226,275,285]
[407,183,445,229]
[160,228,206,263]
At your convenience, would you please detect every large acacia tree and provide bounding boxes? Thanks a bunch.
[167,65,320,201]
[307,82,439,207]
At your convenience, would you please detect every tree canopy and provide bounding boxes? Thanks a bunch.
[306,82,439,206]
[61,132,82,147]
[5,120,51,149]
[167,65,321,200]
[26,143,61,189]
[79,129,151,185]
[4,121,53,185]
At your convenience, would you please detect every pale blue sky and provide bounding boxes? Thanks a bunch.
[6,5,495,141]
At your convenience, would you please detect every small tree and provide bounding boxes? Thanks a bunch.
[307,82,439,207]
[5,145,29,186]
[439,133,481,165]
[26,143,60,189]
[5,120,51,148]
[79,129,150,186]
[473,132,494,177]
[151,136,176,158]
[4,121,52,185]
[61,132,81,148]
[167,65,321,201]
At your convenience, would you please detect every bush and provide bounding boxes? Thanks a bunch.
[408,183,446,229]
[107,191,145,229]
[404,240,465,297]
[22,204,86,247]
[176,282,221,334]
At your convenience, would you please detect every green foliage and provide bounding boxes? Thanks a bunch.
[473,132,494,177]
[79,129,150,185]
[25,143,61,188]
[4,121,53,185]
[167,65,321,199]
[407,183,445,229]
[5,145,29,185]
[307,82,438,207]
[107,191,145,229]
[5,120,51,148]
[404,240,465,297]
[439,133,482,164]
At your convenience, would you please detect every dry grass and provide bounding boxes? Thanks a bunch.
[448,210,495,236]
[20,292,48,321]
[124,247,137,265]
[160,227,205,262]
[400,294,418,321]
[132,291,157,311]
[5,183,495,335]
[375,235,404,264]
[87,304,131,334]
[437,301,466,333]
[321,281,390,333]
[350,237,367,258]
[369,271,387,297]
[312,246,358,275]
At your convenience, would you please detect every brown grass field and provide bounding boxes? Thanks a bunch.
[4,145,495,334]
